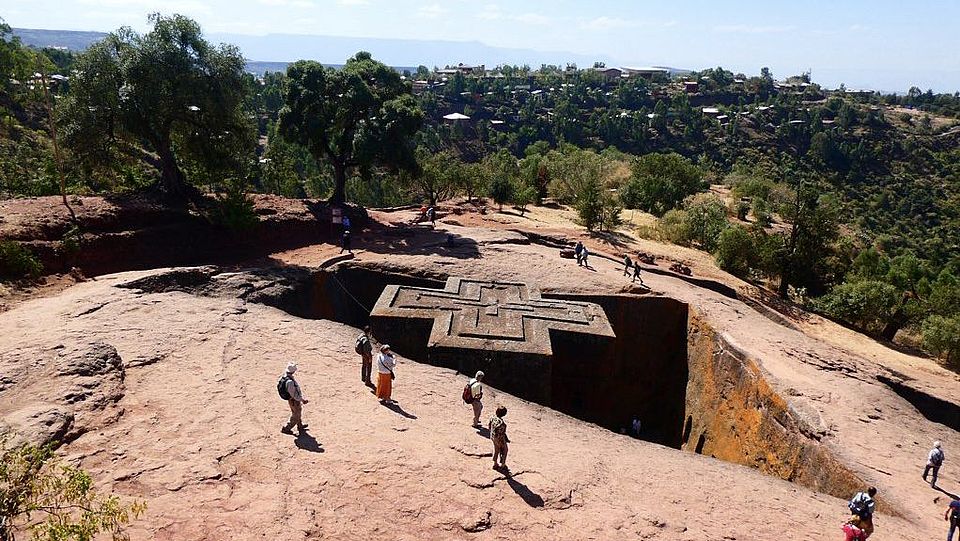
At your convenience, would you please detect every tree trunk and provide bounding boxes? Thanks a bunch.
[330,163,347,204]
[156,142,189,200]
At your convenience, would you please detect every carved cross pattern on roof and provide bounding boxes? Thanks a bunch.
[371,278,615,355]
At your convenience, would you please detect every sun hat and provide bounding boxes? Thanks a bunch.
[285,362,298,374]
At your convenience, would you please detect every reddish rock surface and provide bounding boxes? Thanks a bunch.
[1,198,958,540]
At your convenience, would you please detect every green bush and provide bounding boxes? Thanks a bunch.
[921,315,960,365]
[658,209,691,246]
[0,241,43,281]
[682,193,728,251]
[212,186,259,232]
[814,280,901,334]
[715,225,754,277]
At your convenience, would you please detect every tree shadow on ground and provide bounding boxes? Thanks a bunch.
[381,400,418,419]
[506,475,544,508]
[588,229,633,250]
[294,431,324,453]
[355,221,481,259]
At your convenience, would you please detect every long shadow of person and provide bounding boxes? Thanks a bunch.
[506,475,544,508]
[475,426,491,438]
[294,431,324,453]
[382,401,418,419]
[934,485,960,500]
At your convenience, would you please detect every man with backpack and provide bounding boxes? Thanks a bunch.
[355,326,374,386]
[946,496,960,541]
[846,487,877,538]
[924,441,945,488]
[279,362,309,435]
[463,371,484,427]
[623,255,632,276]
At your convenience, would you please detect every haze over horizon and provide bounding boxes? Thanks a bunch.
[2,0,959,92]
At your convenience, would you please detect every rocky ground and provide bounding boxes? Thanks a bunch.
[1,198,958,540]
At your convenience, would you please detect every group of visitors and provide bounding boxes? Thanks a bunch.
[574,241,589,267]
[842,441,955,540]
[278,329,511,473]
[278,326,955,536]
[622,254,646,286]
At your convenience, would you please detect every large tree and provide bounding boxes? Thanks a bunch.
[278,52,423,204]
[60,14,252,199]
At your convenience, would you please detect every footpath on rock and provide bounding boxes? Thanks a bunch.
[1,197,958,540]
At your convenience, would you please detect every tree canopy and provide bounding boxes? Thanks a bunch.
[278,52,423,203]
[60,13,253,199]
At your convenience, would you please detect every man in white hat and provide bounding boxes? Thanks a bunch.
[280,362,309,435]
[468,371,484,427]
[925,441,945,487]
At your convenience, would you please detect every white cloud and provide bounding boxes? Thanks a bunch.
[581,16,637,30]
[580,16,676,31]
[477,4,502,21]
[338,0,370,5]
[417,3,448,19]
[77,0,213,12]
[713,24,795,34]
[258,0,316,7]
[509,12,550,25]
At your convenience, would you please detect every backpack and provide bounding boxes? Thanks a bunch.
[277,375,291,400]
[462,383,474,404]
[932,448,944,466]
[848,494,871,518]
[355,335,369,355]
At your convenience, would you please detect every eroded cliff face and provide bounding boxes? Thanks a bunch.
[683,309,866,500]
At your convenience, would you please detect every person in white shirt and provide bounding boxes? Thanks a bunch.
[924,441,945,487]
[468,371,484,427]
[375,344,397,403]
[281,362,309,435]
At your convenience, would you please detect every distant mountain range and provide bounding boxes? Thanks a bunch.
[12,27,686,76]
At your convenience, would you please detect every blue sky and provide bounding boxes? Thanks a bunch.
[2,0,959,91]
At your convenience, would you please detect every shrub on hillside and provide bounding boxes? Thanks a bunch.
[921,315,960,366]
[0,241,42,281]
[814,280,901,334]
[715,225,754,278]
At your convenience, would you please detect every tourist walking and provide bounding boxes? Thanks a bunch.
[946,496,960,541]
[623,255,632,276]
[466,371,484,427]
[632,262,646,286]
[427,206,436,226]
[376,344,397,403]
[924,441,945,487]
[580,245,590,267]
[355,326,374,386]
[279,362,309,435]
[489,406,510,471]
[846,487,877,539]
[574,241,583,265]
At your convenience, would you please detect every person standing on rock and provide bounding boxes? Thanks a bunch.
[846,487,877,538]
[489,406,509,471]
[580,245,590,268]
[340,229,352,254]
[355,326,374,386]
[279,362,309,435]
[574,241,583,266]
[924,441,945,487]
[945,495,960,541]
[467,371,484,427]
[376,344,397,404]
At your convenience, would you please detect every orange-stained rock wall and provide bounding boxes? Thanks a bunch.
[684,308,867,500]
